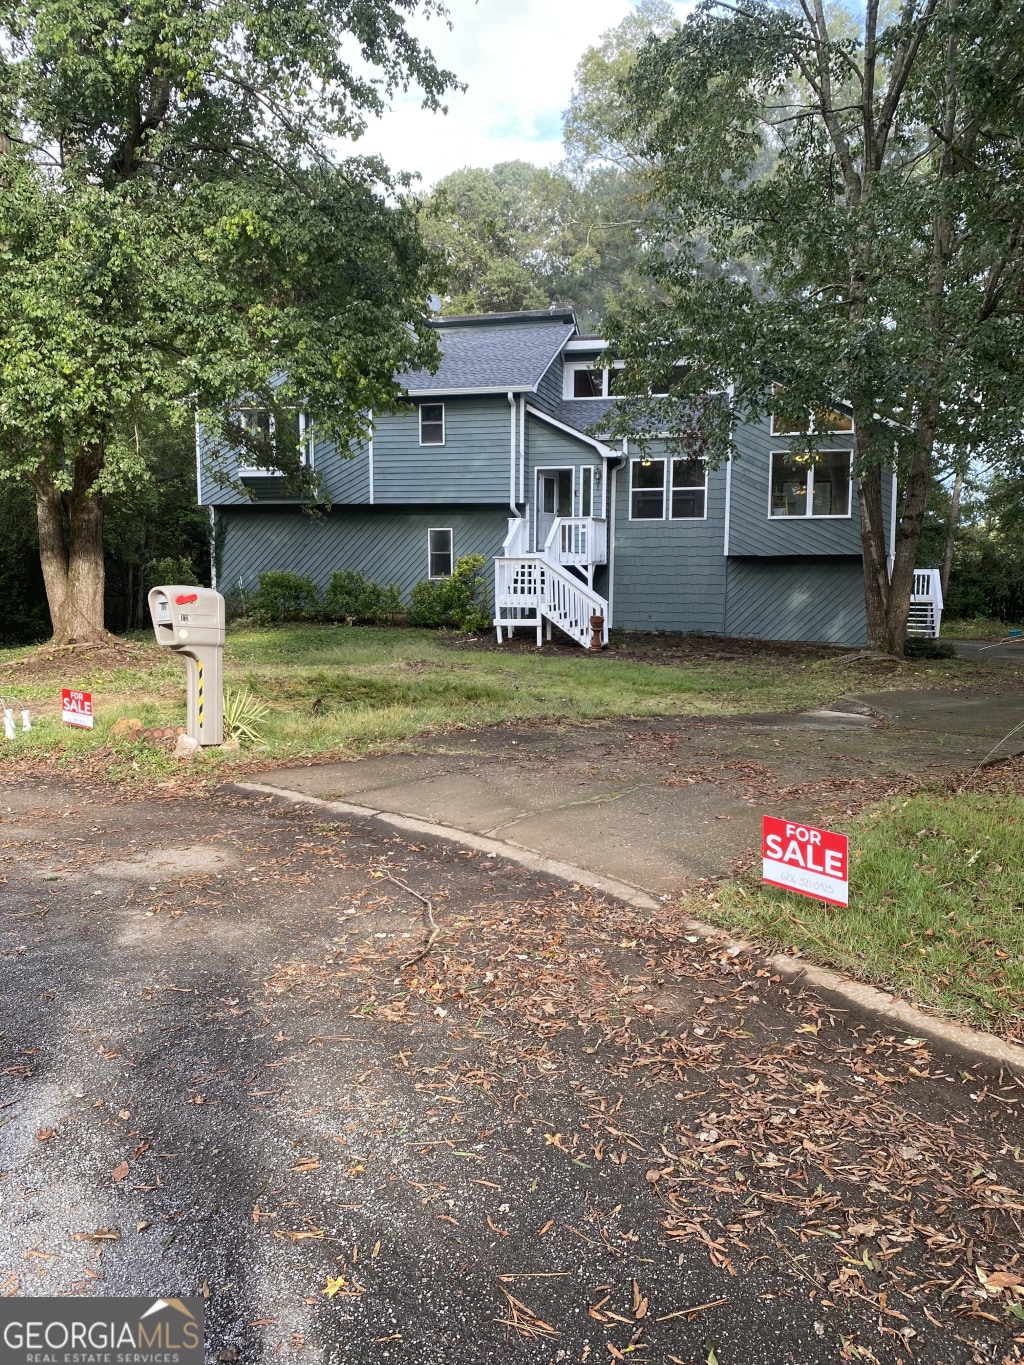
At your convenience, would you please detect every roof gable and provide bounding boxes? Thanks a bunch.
[398,314,577,395]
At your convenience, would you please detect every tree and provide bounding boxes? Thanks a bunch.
[0,0,458,644]
[601,0,1024,653]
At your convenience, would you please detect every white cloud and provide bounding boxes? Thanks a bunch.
[338,0,689,189]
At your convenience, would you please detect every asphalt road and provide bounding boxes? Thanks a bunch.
[2,779,1022,1365]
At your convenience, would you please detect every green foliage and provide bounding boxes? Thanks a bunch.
[325,570,402,624]
[252,572,321,623]
[0,480,50,644]
[0,0,457,636]
[407,555,490,632]
[223,687,271,744]
[902,637,956,660]
[145,557,201,592]
[420,159,650,329]
[598,0,1024,650]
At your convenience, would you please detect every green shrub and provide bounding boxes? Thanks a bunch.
[408,554,490,632]
[252,570,321,622]
[325,570,402,624]
[903,636,957,659]
[146,555,201,590]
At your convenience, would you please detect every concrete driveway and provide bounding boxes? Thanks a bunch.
[253,687,1024,896]
[2,778,1022,1365]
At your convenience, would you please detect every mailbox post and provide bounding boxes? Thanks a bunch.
[148,586,226,746]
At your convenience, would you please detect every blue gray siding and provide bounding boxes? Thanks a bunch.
[533,354,566,414]
[371,397,512,504]
[728,418,865,557]
[724,558,866,646]
[218,505,508,601]
[610,446,729,634]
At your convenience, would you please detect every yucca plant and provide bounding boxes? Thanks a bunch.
[223,687,271,744]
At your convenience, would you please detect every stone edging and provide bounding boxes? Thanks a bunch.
[236,780,1024,1075]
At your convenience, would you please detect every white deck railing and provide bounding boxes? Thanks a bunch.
[543,517,608,567]
[908,568,944,638]
[503,515,530,557]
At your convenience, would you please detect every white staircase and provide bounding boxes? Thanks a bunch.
[493,516,609,649]
[907,568,943,638]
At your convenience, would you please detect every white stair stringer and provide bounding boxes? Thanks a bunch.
[494,555,608,649]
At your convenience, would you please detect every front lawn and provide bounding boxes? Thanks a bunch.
[703,768,1024,1039]
[0,623,1005,777]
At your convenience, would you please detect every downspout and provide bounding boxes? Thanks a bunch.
[888,467,898,578]
[606,440,627,629]
[368,410,374,505]
[519,395,526,505]
[508,391,517,515]
[723,456,733,557]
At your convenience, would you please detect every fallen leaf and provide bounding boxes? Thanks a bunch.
[111,1161,129,1182]
[323,1276,347,1299]
[35,1128,55,1142]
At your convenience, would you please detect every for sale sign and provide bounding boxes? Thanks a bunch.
[762,816,849,907]
[61,688,93,729]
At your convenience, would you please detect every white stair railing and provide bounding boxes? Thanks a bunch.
[908,568,944,638]
[503,515,530,557]
[494,557,607,649]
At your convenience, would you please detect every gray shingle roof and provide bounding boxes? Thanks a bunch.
[399,321,576,394]
[548,398,620,435]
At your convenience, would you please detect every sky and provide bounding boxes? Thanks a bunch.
[340,0,690,190]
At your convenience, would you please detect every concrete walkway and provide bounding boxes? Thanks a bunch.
[257,686,1024,896]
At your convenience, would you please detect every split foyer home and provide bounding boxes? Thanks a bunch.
[198,308,942,647]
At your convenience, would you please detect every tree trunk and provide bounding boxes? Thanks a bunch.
[940,470,963,598]
[32,448,108,645]
[32,472,69,637]
[857,428,935,654]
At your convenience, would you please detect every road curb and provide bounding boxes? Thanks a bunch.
[236,780,1024,1075]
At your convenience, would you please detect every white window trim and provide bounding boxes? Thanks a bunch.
[427,527,454,579]
[768,449,854,520]
[627,456,708,522]
[237,410,314,477]
[419,402,446,446]
[563,360,624,401]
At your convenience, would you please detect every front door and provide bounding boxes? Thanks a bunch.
[536,469,573,552]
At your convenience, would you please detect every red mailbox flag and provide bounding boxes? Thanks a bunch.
[762,816,849,907]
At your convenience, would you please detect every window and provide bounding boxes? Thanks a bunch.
[770,450,851,518]
[566,362,624,399]
[631,458,666,519]
[428,527,453,578]
[236,408,312,473]
[671,457,706,518]
[573,368,603,398]
[770,385,854,436]
[420,403,445,445]
[580,466,593,517]
[630,457,707,520]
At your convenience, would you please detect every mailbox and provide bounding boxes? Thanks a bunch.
[148,586,225,746]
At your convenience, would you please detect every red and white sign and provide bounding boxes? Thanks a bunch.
[762,816,848,907]
[61,688,94,729]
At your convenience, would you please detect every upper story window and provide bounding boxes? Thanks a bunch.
[630,457,707,520]
[236,408,313,474]
[420,403,445,445]
[770,385,854,437]
[565,361,624,400]
[770,450,852,518]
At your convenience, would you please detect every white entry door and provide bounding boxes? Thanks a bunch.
[536,469,573,552]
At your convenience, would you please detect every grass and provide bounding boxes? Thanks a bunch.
[0,622,1006,777]
[704,783,1024,1037]
[942,616,1023,638]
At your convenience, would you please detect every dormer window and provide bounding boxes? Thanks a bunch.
[565,361,624,400]
[420,403,445,445]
